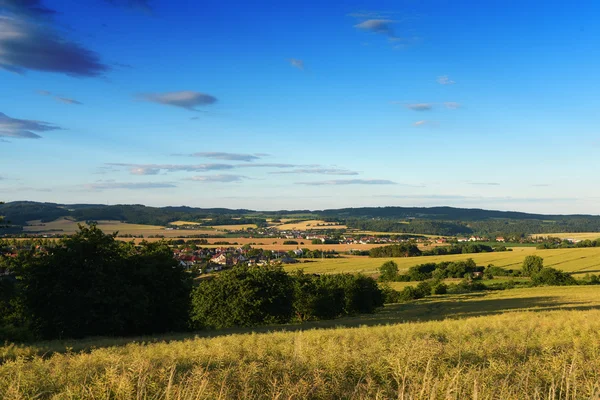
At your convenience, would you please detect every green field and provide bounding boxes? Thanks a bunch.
[288,247,600,276]
[2,286,600,399]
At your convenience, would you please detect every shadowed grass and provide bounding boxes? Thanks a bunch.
[2,287,600,398]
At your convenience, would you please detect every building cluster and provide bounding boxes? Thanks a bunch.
[172,246,300,273]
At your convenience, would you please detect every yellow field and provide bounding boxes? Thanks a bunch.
[532,232,600,240]
[285,247,600,276]
[24,218,166,234]
[274,219,347,230]
[2,286,600,399]
[168,220,204,226]
[22,218,257,237]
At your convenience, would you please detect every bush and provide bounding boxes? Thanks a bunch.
[415,281,432,298]
[378,260,399,281]
[191,265,295,329]
[332,274,384,314]
[380,285,402,304]
[531,268,576,286]
[283,240,299,245]
[292,271,345,321]
[431,282,448,295]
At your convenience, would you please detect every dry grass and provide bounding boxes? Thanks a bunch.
[274,220,347,231]
[22,218,257,238]
[532,232,600,241]
[2,286,600,399]
[286,247,600,276]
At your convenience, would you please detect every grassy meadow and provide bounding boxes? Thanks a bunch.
[2,286,600,399]
[288,247,600,276]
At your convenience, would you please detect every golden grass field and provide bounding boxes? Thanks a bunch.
[23,218,257,237]
[2,286,600,399]
[532,232,600,241]
[285,247,600,276]
[273,219,347,231]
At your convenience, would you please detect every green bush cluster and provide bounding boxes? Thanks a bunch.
[190,268,383,329]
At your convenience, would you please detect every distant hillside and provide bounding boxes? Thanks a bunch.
[2,201,600,236]
[319,206,592,221]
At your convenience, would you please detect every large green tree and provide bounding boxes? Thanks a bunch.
[522,255,544,277]
[21,224,191,339]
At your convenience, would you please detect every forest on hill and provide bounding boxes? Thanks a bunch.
[2,201,600,236]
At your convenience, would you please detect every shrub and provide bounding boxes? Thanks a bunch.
[431,282,448,295]
[531,268,576,286]
[292,271,345,321]
[415,281,432,298]
[380,285,402,304]
[191,265,295,329]
[378,260,399,281]
[398,286,425,301]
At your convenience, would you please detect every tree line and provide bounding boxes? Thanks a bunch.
[0,225,382,342]
[369,242,506,258]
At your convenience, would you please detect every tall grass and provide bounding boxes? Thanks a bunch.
[2,308,600,399]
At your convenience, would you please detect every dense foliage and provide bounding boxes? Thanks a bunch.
[369,243,422,257]
[3,225,192,340]
[370,242,500,258]
[191,267,383,329]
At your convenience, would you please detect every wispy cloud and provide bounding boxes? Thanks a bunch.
[413,120,427,126]
[107,163,235,175]
[188,152,266,162]
[444,102,460,109]
[86,181,177,190]
[406,103,433,111]
[56,97,83,105]
[354,19,396,38]
[0,112,61,139]
[37,91,83,105]
[437,75,455,85]
[188,174,248,183]
[0,17,109,77]
[288,58,304,70]
[139,91,217,111]
[468,182,500,186]
[297,179,396,186]
[239,163,310,169]
[271,168,358,176]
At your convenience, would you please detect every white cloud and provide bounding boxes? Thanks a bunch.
[271,168,358,176]
[188,174,247,183]
[437,75,455,85]
[288,58,304,70]
[297,179,396,186]
[85,182,177,190]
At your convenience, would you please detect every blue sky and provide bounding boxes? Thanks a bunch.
[1,0,599,213]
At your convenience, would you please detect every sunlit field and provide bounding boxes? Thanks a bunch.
[2,286,600,399]
[273,219,347,230]
[532,232,600,241]
[286,247,600,276]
